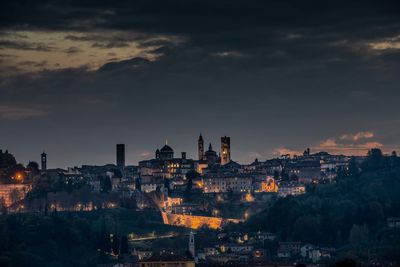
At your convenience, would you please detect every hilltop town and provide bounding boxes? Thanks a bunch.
[1,136,399,267]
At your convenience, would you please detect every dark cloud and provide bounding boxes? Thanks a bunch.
[18,60,47,67]
[0,0,399,167]
[0,40,55,51]
[91,41,130,49]
[98,57,150,72]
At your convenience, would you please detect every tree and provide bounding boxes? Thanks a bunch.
[349,224,369,246]
[273,170,280,180]
[334,258,357,267]
[27,161,40,174]
[293,215,320,243]
[0,197,7,215]
[186,170,200,179]
[364,148,384,171]
[120,235,129,255]
[111,234,120,255]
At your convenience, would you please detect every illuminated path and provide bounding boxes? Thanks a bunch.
[129,233,183,241]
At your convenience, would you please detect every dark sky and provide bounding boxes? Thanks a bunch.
[1,0,400,168]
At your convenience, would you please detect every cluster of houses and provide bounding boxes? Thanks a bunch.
[131,230,335,266]
[1,139,356,214]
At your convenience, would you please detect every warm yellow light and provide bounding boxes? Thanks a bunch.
[15,173,24,181]
[244,193,254,202]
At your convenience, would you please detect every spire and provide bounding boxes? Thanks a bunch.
[165,139,168,145]
[209,143,212,151]
[199,133,203,141]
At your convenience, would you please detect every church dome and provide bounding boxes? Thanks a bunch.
[160,145,174,153]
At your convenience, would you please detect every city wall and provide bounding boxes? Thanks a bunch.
[161,211,241,230]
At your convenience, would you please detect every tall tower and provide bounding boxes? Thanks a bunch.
[198,134,204,161]
[41,152,47,171]
[189,231,195,258]
[220,136,231,165]
[116,144,125,169]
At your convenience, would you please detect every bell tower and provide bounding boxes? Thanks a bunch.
[41,152,47,171]
[198,134,204,160]
[220,136,231,165]
[189,231,195,258]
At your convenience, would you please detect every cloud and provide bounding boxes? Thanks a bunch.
[64,46,82,54]
[97,57,150,72]
[340,131,374,141]
[274,131,388,157]
[314,131,382,155]
[18,60,47,67]
[91,41,130,49]
[0,0,399,167]
[211,51,244,58]
[0,105,48,120]
[320,138,337,147]
[0,40,55,52]
[369,36,400,50]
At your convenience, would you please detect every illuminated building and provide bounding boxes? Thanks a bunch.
[220,136,231,165]
[116,144,125,169]
[140,176,165,193]
[202,175,252,193]
[0,184,31,207]
[260,177,278,192]
[164,196,183,209]
[277,183,306,197]
[139,141,194,181]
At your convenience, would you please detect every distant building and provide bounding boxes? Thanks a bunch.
[204,143,219,165]
[387,217,400,228]
[202,175,252,193]
[139,141,194,181]
[41,152,47,171]
[220,136,231,165]
[116,144,125,169]
[0,184,31,207]
[277,241,301,258]
[198,134,204,161]
[278,183,305,197]
[156,143,174,161]
[140,176,165,193]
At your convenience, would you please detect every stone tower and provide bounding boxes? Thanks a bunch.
[41,152,47,171]
[220,136,231,165]
[116,144,125,169]
[198,134,204,160]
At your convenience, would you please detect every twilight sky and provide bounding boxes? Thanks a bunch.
[1,0,400,168]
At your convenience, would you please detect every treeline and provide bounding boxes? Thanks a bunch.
[242,149,400,263]
[0,212,100,267]
[0,208,169,267]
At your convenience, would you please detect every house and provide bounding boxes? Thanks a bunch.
[277,242,301,258]
[387,217,400,228]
